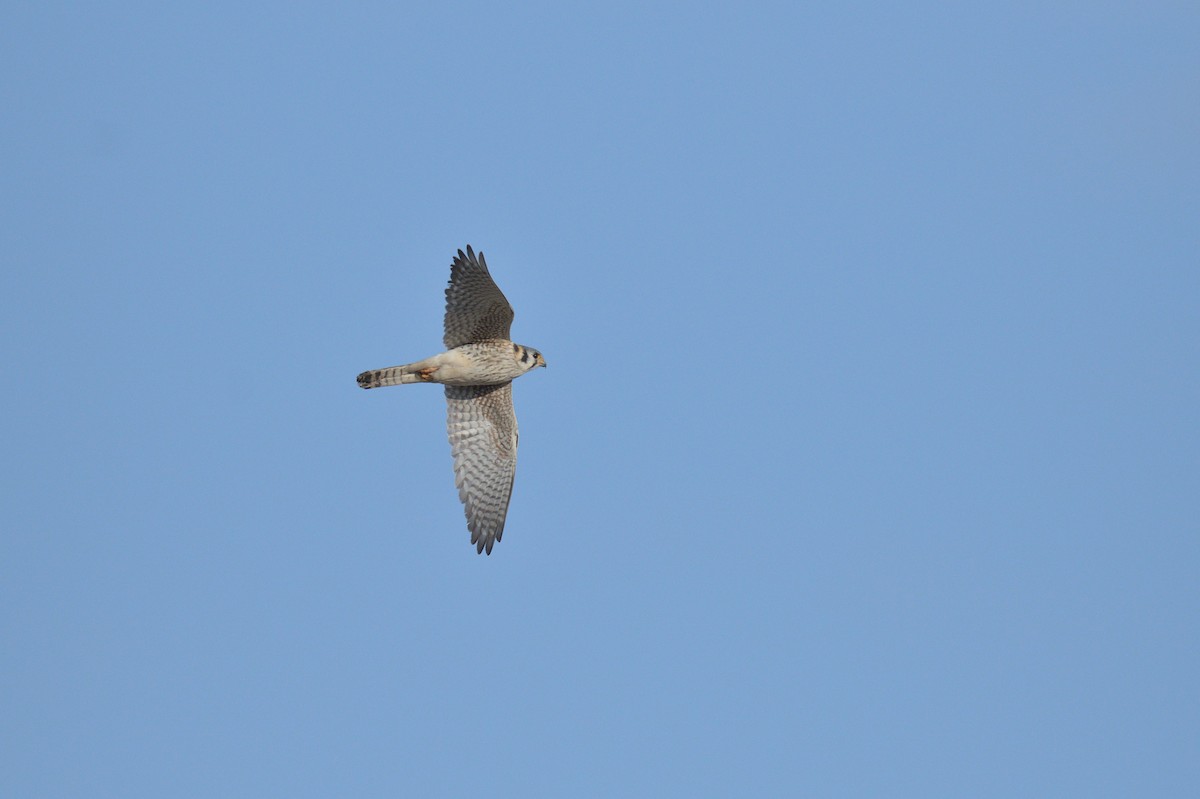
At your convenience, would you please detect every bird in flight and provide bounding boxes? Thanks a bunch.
[357,246,546,554]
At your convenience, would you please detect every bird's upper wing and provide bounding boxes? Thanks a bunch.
[443,246,514,348]
[445,382,518,555]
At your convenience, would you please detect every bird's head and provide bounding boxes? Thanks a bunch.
[513,343,547,371]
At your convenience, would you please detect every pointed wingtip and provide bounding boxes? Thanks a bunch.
[453,245,484,269]
[470,529,497,555]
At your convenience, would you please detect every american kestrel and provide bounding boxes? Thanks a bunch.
[357,246,546,555]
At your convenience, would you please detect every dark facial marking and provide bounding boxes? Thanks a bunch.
[520,349,529,363]
[512,342,519,353]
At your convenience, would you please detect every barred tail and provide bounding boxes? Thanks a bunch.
[357,361,428,389]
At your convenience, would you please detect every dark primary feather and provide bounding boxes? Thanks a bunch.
[443,245,515,348]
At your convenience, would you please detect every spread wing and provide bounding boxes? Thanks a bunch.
[445,382,518,555]
[443,246,514,348]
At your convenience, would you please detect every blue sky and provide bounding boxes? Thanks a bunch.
[2,2,1197,796]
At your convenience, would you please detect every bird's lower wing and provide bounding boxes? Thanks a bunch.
[444,382,518,555]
